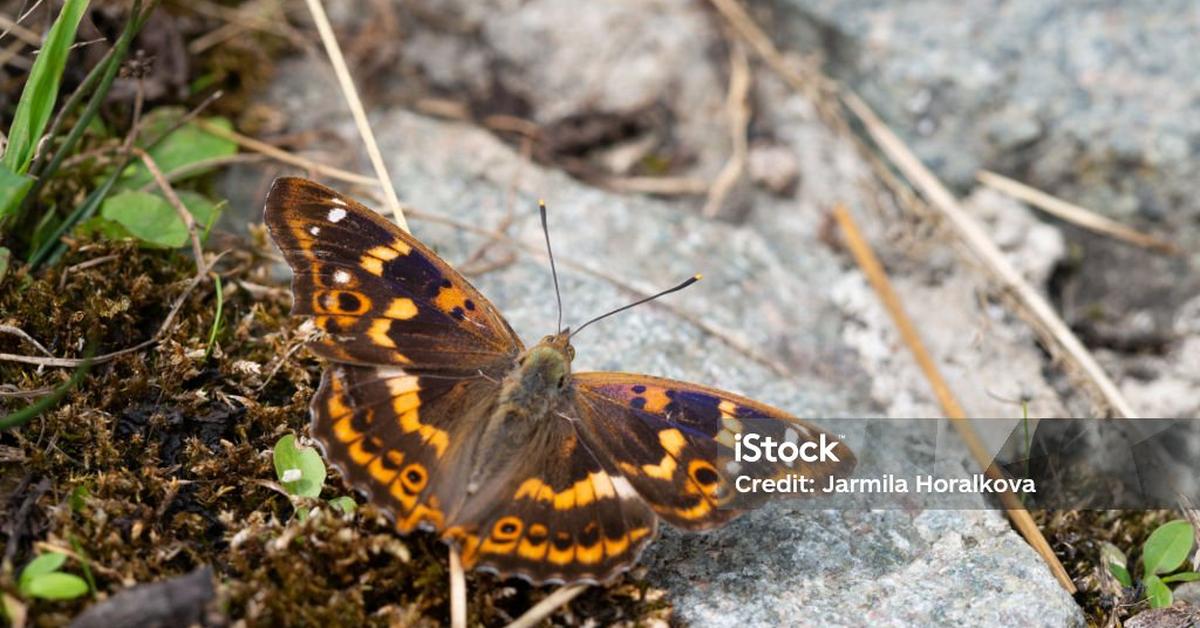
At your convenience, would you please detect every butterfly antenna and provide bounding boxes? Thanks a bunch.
[570,274,702,338]
[540,200,564,332]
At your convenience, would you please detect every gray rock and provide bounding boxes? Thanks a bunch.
[1173,581,1200,607]
[646,509,1082,627]
[402,0,731,178]
[223,3,1092,622]
[776,0,1200,232]
[373,110,1081,626]
[772,0,1200,390]
[226,94,1081,623]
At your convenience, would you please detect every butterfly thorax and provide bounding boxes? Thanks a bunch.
[495,332,575,422]
[458,333,575,497]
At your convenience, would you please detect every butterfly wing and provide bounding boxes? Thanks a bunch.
[438,410,659,585]
[570,372,856,530]
[266,177,523,536]
[264,177,523,370]
[313,363,503,534]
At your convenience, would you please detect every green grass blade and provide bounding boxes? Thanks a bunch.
[1,0,90,176]
[0,353,92,431]
[16,0,148,231]
[204,274,223,361]
[0,165,34,222]
[26,163,125,269]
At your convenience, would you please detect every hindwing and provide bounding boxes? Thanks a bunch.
[570,372,856,529]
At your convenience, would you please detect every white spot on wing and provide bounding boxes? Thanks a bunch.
[333,270,351,284]
[328,207,347,223]
[612,476,638,499]
[785,428,799,444]
[309,226,321,236]
[330,197,347,206]
[725,460,742,475]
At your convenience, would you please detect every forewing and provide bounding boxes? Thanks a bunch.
[264,177,523,371]
[441,415,658,585]
[572,372,856,530]
[312,364,498,534]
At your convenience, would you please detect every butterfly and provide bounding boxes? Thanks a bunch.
[264,177,856,585]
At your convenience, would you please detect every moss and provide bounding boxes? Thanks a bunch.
[0,238,668,625]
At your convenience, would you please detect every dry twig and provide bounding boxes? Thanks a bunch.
[842,93,1137,420]
[505,585,587,628]
[302,0,407,229]
[0,325,54,357]
[194,120,380,188]
[833,203,1076,593]
[448,547,466,628]
[134,148,205,268]
[708,0,1137,416]
[976,170,1180,255]
[0,12,41,46]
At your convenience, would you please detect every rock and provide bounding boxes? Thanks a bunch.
[68,566,216,628]
[1173,581,1200,607]
[368,110,1081,626]
[401,0,731,178]
[1125,604,1200,628]
[775,0,1200,236]
[770,1,1200,419]
[646,509,1082,627]
[748,141,801,196]
[223,3,1090,622]
[963,188,1066,287]
[225,97,1082,624]
[1058,235,1197,354]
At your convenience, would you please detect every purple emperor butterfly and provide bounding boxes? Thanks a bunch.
[264,177,855,584]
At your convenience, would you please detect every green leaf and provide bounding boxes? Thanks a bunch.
[330,496,357,515]
[76,215,133,241]
[1,0,90,175]
[1161,571,1200,584]
[1143,520,1195,576]
[1109,562,1133,588]
[176,191,224,240]
[1101,542,1131,587]
[98,190,222,249]
[120,110,236,189]
[19,553,67,594]
[25,573,89,601]
[100,191,186,248]
[1146,573,1173,608]
[273,434,326,499]
[0,164,34,221]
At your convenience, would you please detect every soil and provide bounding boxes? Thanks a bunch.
[0,238,667,625]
